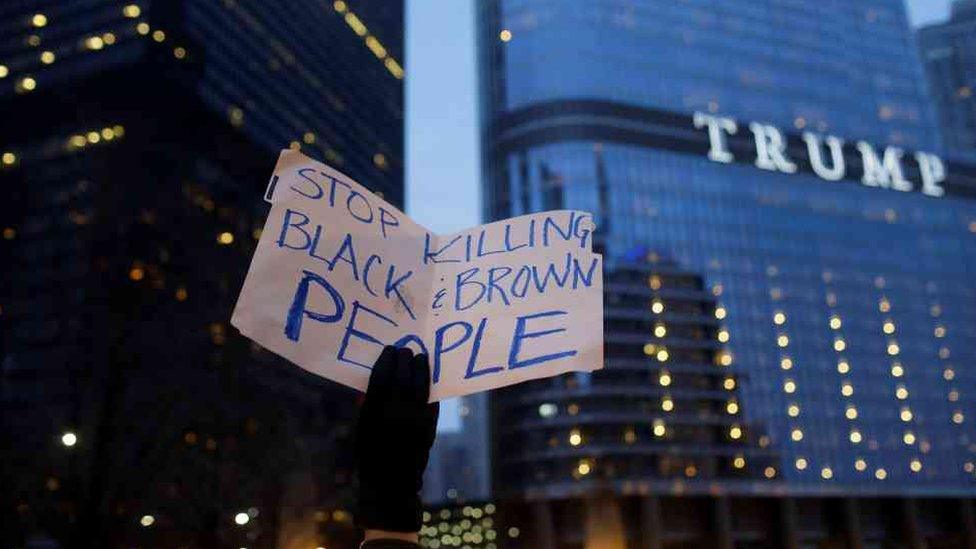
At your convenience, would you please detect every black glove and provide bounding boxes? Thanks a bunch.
[355,346,439,532]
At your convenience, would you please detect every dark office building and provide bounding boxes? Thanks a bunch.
[478,1,976,547]
[0,2,403,548]
[919,0,976,158]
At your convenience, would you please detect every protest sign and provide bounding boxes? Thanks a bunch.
[231,150,604,401]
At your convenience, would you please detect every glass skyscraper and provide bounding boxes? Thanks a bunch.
[918,0,976,158]
[478,1,976,546]
[0,2,402,547]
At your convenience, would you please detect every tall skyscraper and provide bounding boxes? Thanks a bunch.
[918,0,976,157]
[0,2,403,548]
[478,1,976,546]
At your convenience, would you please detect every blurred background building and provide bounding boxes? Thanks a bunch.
[0,1,402,548]
[478,0,976,546]
[919,0,976,159]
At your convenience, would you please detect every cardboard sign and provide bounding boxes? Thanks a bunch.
[231,150,604,401]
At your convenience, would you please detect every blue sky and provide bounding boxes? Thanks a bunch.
[404,0,954,430]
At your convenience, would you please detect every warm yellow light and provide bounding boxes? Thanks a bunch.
[900,408,913,422]
[499,29,512,42]
[773,311,786,325]
[61,432,77,447]
[2,227,14,240]
[129,266,145,281]
[344,12,367,36]
[140,514,154,527]
[624,428,636,444]
[101,127,115,141]
[333,0,348,12]
[86,131,100,144]
[234,512,250,525]
[781,357,793,370]
[879,298,891,312]
[837,360,850,374]
[875,468,887,480]
[729,425,742,439]
[715,306,727,319]
[652,421,666,437]
[648,275,662,289]
[910,459,922,472]
[903,432,916,445]
[40,51,55,64]
[855,459,867,471]
[661,397,674,412]
[883,321,896,334]
[833,339,846,352]
[783,380,796,394]
[136,22,150,35]
[175,287,188,302]
[891,363,904,377]
[384,57,404,79]
[69,135,87,148]
[658,372,671,387]
[791,429,803,441]
[32,13,48,27]
[113,125,125,137]
[934,326,946,338]
[723,377,736,390]
[787,404,800,417]
[20,76,37,91]
[174,47,186,59]
[733,456,745,469]
[727,400,739,415]
[152,30,166,42]
[229,107,244,127]
[1,152,16,166]
[103,32,116,45]
[652,300,664,314]
[764,466,776,478]
[715,329,730,343]
[841,383,854,397]
[829,316,842,329]
[124,4,142,17]
[568,429,582,447]
[719,352,733,366]
[849,430,862,443]
[642,343,656,356]
[777,334,789,348]
[218,232,234,245]
[887,342,900,356]
[654,324,667,338]
[86,36,104,50]
[895,386,908,400]
[302,131,317,144]
[656,349,669,362]
[821,467,833,479]
[0,65,7,78]
[795,458,807,470]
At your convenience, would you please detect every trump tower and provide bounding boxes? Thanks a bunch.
[477,1,976,547]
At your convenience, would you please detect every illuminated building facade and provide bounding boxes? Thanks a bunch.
[0,2,403,547]
[478,0,976,546]
[918,0,976,158]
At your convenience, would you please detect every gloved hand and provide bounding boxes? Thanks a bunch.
[355,346,439,532]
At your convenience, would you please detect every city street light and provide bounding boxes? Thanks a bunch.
[61,431,77,447]
[234,512,250,525]
[140,515,155,527]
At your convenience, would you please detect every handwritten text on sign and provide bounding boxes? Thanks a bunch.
[231,150,604,401]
